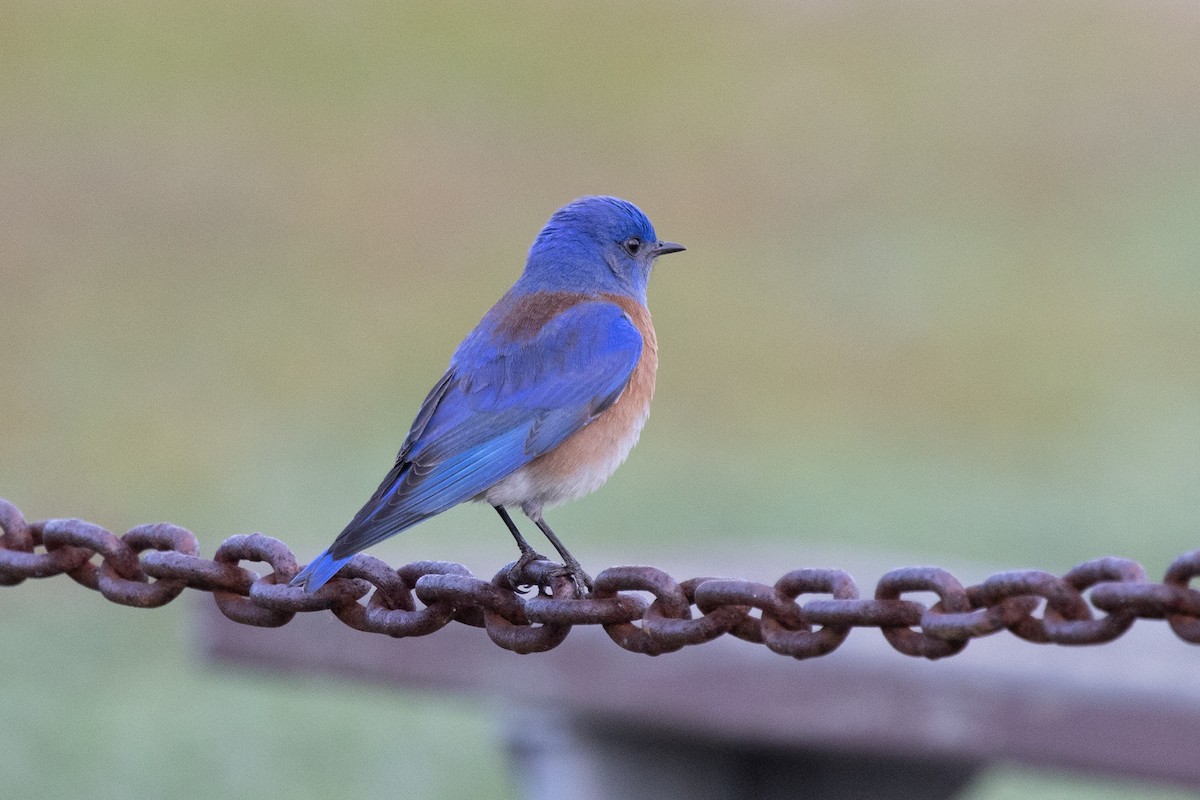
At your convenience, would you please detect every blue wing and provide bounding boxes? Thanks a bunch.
[294,300,643,589]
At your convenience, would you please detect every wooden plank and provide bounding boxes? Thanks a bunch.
[199,591,1200,789]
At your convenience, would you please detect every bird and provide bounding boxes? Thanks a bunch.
[292,196,684,595]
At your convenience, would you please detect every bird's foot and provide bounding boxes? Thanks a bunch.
[504,552,591,597]
[506,549,552,591]
[549,561,593,597]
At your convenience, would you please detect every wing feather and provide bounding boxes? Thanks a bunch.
[326,300,642,559]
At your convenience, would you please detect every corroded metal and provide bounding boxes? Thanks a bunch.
[3,497,1199,660]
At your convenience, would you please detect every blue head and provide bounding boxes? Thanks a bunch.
[518,196,685,303]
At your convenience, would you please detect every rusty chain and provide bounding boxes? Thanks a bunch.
[3,498,1200,659]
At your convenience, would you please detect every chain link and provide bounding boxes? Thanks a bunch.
[3,498,1200,660]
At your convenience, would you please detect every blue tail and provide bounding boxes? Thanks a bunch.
[290,548,353,592]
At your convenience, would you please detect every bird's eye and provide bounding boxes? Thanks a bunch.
[623,237,642,256]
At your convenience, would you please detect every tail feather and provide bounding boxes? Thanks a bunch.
[290,548,353,592]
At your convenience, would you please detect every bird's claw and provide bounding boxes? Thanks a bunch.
[506,550,551,591]
[550,563,593,597]
[505,552,592,597]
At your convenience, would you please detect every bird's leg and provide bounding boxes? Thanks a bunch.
[494,506,549,587]
[528,512,593,595]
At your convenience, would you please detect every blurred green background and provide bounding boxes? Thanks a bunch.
[3,1,1200,798]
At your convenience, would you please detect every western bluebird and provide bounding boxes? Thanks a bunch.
[292,196,684,595]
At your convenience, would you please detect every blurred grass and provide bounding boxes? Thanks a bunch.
[0,579,511,799]
[3,1,1200,798]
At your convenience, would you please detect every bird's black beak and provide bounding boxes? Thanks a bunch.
[653,240,686,256]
